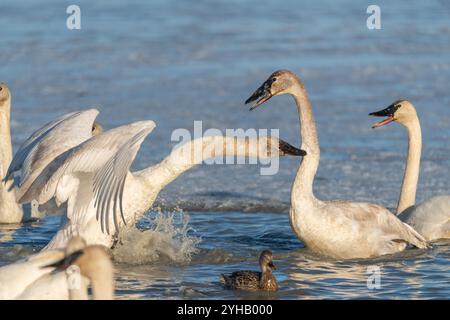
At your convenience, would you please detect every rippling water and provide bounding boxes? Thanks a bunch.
[1,0,450,299]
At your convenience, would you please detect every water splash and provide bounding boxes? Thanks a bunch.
[112,209,200,265]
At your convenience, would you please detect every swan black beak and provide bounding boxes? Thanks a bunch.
[245,78,274,110]
[41,250,84,270]
[369,103,399,128]
[268,261,277,270]
[278,139,306,156]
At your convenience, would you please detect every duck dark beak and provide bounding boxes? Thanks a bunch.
[369,103,398,128]
[268,261,277,270]
[278,139,306,156]
[245,78,274,111]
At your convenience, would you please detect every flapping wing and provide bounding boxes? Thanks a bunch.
[18,120,156,235]
[93,128,153,234]
[5,109,99,195]
[4,111,78,181]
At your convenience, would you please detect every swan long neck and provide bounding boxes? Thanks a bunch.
[397,117,422,214]
[291,84,320,203]
[0,99,13,172]
[0,98,23,222]
[91,274,114,300]
[136,135,281,191]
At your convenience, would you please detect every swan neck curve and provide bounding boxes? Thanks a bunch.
[291,85,320,202]
[136,135,282,192]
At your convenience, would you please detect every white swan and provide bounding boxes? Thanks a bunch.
[0,82,103,223]
[245,70,429,259]
[370,100,450,241]
[18,120,305,250]
[0,236,86,299]
[0,83,24,222]
[16,238,114,300]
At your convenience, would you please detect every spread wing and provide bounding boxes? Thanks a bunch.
[5,109,99,199]
[18,120,156,235]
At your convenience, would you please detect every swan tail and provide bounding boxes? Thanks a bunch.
[402,222,430,249]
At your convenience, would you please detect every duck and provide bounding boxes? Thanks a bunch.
[221,250,277,291]
[370,99,450,241]
[245,70,428,259]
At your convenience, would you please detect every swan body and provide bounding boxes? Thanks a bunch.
[245,70,428,259]
[19,118,304,249]
[0,250,65,299]
[370,100,450,241]
[221,250,277,291]
[399,196,450,241]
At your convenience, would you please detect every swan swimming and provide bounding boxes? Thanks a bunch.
[370,100,450,241]
[16,238,114,300]
[245,70,429,259]
[18,119,305,250]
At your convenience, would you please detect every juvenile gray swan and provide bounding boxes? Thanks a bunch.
[221,250,278,292]
[245,70,429,259]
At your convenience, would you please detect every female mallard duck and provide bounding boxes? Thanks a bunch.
[221,250,278,292]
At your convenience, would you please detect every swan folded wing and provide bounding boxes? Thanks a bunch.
[5,109,99,190]
[18,121,156,235]
[332,201,428,249]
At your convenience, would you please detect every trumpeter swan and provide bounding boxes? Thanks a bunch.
[245,70,428,259]
[370,100,450,241]
[18,119,305,250]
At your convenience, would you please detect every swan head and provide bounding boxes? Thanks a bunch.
[259,250,276,272]
[369,100,418,128]
[0,83,11,105]
[245,70,303,110]
[92,121,103,136]
[42,244,114,299]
